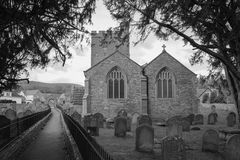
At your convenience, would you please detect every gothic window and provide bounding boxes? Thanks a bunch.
[107,67,125,99]
[157,68,174,98]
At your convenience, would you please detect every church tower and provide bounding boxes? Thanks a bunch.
[91,30,130,66]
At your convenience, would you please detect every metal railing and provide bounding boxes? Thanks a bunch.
[60,108,114,160]
[0,109,51,151]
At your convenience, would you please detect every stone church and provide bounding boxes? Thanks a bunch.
[82,30,198,120]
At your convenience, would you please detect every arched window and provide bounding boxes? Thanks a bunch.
[107,67,125,99]
[157,68,174,98]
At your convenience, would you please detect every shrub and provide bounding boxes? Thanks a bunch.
[210,91,217,103]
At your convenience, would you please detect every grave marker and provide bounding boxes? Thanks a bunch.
[202,129,219,152]
[193,114,204,125]
[225,134,240,160]
[162,136,186,160]
[114,117,127,137]
[93,112,104,128]
[227,112,236,127]
[138,114,152,126]
[117,109,127,117]
[135,124,154,153]
[132,112,140,124]
[208,113,218,125]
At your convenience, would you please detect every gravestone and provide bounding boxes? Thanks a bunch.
[135,124,154,153]
[114,117,127,137]
[23,110,33,117]
[208,113,218,125]
[224,134,240,160]
[184,114,195,125]
[181,119,190,132]
[132,112,140,124]
[126,117,131,132]
[106,118,114,129]
[202,129,219,152]
[117,109,128,117]
[166,115,183,127]
[162,136,186,160]
[138,114,152,126]
[193,114,204,125]
[0,115,10,140]
[83,114,93,129]
[227,112,236,127]
[71,111,81,125]
[166,123,183,137]
[93,112,104,128]
[83,114,99,136]
[5,109,17,120]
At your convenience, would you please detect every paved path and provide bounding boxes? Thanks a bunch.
[19,108,67,160]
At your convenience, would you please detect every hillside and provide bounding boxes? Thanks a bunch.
[19,81,84,94]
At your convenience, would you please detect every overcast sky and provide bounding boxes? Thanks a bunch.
[28,1,208,85]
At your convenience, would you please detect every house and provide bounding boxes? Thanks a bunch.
[82,30,198,120]
[0,90,26,104]
[24,90,44,103]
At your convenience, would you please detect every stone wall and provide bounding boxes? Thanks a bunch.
[85,52,142,118]
[144,51,198,120]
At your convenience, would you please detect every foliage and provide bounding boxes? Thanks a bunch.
[202,93,209,103]
[214,93,226,104]
[104,0,240,116]
[210,91,217,104]
[0,0,96,92]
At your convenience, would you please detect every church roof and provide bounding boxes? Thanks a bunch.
[143,49,196,76]
[84,50,142,74]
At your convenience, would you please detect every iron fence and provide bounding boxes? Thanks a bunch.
[0,109,51,151]
[61,108,114,160]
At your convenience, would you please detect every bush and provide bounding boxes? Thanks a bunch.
[202,93,209,103]
[210,91,217,103]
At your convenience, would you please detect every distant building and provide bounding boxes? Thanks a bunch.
[0,90,25,104]
[71,86,84,105]
[24,90,44,103]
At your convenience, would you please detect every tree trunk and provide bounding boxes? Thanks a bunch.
[224,65,240,128]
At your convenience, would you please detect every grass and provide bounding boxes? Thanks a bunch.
[94,103,239,160]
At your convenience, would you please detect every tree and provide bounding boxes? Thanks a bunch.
[0,0,96,92]
[104,0,240,126]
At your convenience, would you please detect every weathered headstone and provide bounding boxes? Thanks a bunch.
[132,112,140,124]
[224,134,240,160]
[106,118,114,129]
[23,110,33,117]
[126,116,131,132]
[227,112,236,127]
[193,114,204,125]
[117,109,127,117]
[83,114,93,129]
[166,123,183,137]
[162,136,186,160]
[208,113,218,125]
[93,112,104,128]
[71,111,82,125]
[114,117,127,137]
[83,114,99,136]
[138,114,152,126]
[5,109,17,120]
[135,124,154,153]
[202,129,219,152]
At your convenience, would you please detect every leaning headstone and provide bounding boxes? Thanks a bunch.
[138,114,152,126]
[202,129,219,152]
[227,112,236,127]
[162,136,186,160]
[193,114,204,125]
[117,109,127,117]
[224,134,240,160]
[114,116,127,137]
[132,112,140,124]
[93,112,104,128]
[71,111,82,125]
[208,113,218,125]
[135,124,154,153]
[5,109,17,120]
[23,110,33,117]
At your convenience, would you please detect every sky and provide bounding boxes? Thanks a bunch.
[28,1,208,86]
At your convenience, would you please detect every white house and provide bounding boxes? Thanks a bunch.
[0,91,25,104]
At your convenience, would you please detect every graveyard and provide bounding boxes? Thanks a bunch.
[86,103,239,160]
